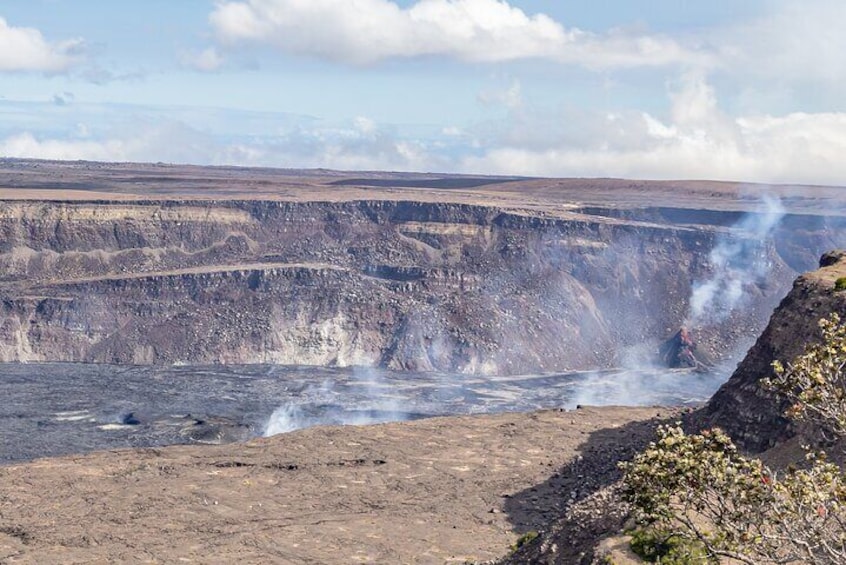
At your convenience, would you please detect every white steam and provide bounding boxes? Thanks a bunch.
[687,195,785,326]
[566,368,727,408]
[263,368,411,436]
[262,365,732,437]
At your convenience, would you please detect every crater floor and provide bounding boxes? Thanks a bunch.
[0,363,723,463]
[0,405,679,564]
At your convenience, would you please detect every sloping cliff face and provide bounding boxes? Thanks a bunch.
[697,251,846,452]
[0,198,823,374]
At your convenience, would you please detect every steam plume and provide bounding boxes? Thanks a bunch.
[687,195,784,326]
[262,368,412,436]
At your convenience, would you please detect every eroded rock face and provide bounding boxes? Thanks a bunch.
[0,195,837,374]
[697,251,846,452]
[0,154,846,373]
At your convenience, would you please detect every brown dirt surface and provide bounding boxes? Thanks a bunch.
[0,406,678,564]
[1,159,845,216]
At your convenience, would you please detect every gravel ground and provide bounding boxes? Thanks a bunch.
[0,405,680,564]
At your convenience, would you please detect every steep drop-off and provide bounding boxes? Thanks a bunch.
[698,251,846,451]
[1,160,845,374]
[0,196,832,374]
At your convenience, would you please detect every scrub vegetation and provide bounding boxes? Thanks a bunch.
[622,313,846,564]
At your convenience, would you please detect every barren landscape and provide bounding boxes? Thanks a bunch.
[1,160,843,373]
[0,406,678,564]
[4,0,846,562]
[1,160,846,563]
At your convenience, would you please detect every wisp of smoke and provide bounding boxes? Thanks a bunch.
[566,367,729,408]
[263,403,308,435]
[687,195,784,326]
[262,368,414,437]
[263,378,333,436]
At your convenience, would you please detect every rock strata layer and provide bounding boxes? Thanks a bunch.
[0,161,844,374]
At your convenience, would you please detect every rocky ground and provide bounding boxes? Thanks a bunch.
[1,160,845,563]
[0,406,679,564]
[0,160,843,373]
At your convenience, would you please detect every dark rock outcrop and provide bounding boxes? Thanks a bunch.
[658,328,711,369]
[696,251,846,452]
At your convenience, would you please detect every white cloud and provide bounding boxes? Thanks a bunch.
[714,0,846,85]
[5,74,846,187]
[352,116,376,135]
[209,0,707,68]
[0,121,230,165]
[0,116,442,173]
[179,47,225,72]
[0,16,82,72]
[267,118,444,171]
[1,132,127,162]
[460,73,846,185]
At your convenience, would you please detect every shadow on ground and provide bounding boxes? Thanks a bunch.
[499,409,679,564]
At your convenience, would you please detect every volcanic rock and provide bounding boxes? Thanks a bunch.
[0,406,677,564]
[696,250,846,451]
[658,327,711,370]
[658,328,704,369]
[1,160,844,375]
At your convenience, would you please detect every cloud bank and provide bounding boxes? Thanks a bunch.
[463,73,846,185]
[0,112,441,173]
[0,17,82,72]
[209,0,704,68]
[3,72,846,186]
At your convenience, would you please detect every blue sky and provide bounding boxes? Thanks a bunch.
[1,0,844,184]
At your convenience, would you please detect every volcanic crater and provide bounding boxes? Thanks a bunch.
[1,159,846,563]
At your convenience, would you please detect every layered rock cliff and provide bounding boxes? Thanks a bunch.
[697,250,846,451]
[0,195,828,374]
[2,156,846,375]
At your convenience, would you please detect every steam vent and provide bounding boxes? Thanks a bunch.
[1,160,846,564]
[658,327,712,370]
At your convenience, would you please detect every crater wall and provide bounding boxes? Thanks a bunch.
[0,198,839,374]
[697,251,846,451]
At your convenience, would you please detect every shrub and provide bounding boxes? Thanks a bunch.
[621,313,846,564]
[629,527,708,564]
[835,277,846,291]
[622,426,846,564]
[765,312,846,439]
[510,530,538,552]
